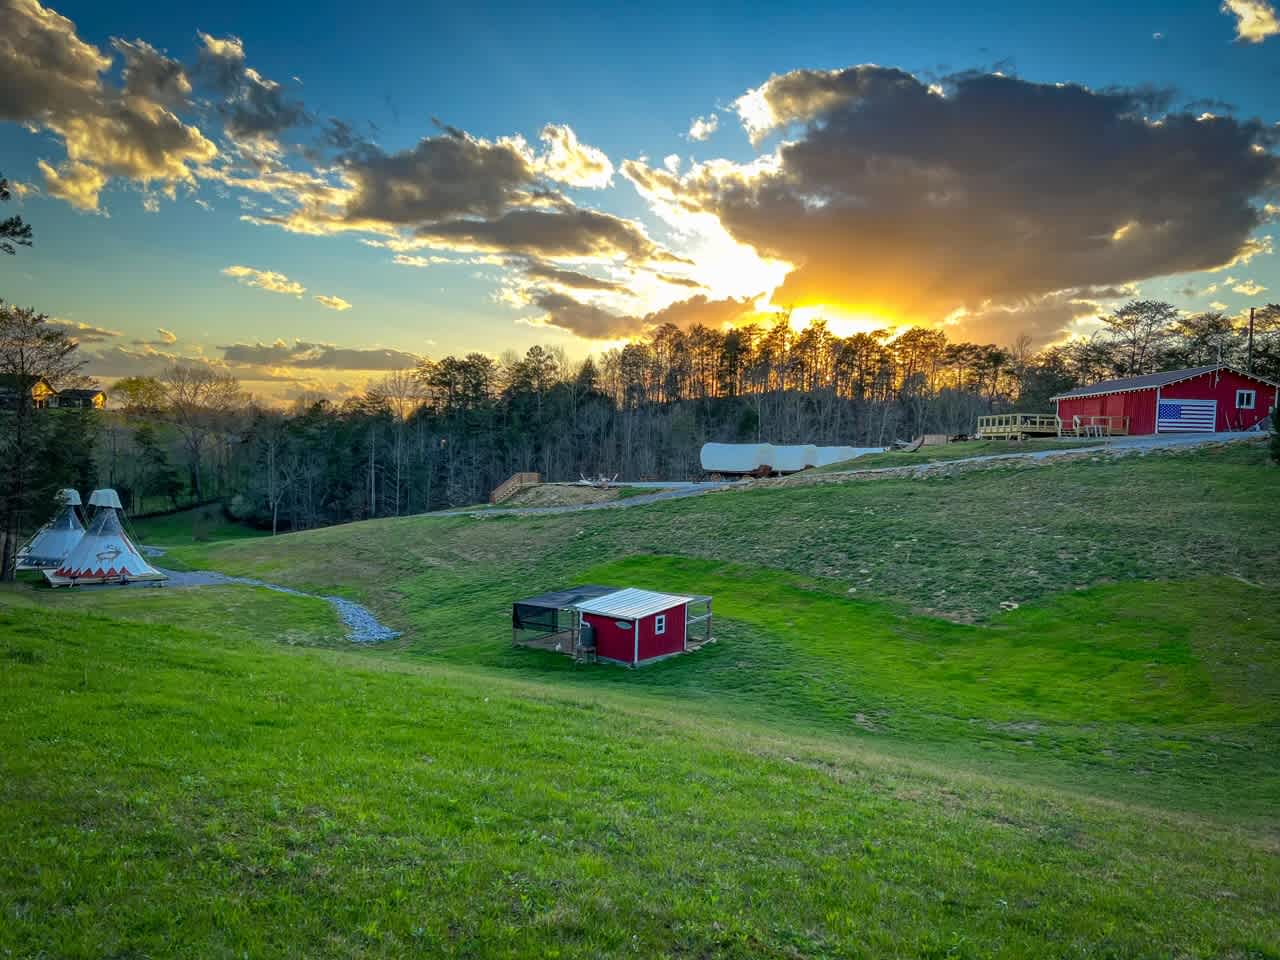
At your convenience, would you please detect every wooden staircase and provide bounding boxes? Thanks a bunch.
[490,472,541,505]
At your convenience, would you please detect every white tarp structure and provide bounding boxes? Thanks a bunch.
[17,489,85,570]
[44,489,166,587]
[700,443,884,474]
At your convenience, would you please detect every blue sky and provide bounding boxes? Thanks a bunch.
[1,0,1277,399]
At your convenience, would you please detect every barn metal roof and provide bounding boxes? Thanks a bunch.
[573,587,694,620]
[1050,364,1279,402]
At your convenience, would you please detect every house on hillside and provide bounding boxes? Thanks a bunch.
[1052,364,1277,435]
[0,374,56,410]
[53,388,106,409]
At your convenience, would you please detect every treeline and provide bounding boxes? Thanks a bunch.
[3,297,1277,564]
[96,300,1280,533]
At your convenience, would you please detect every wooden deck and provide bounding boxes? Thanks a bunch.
[975,414,1062,439]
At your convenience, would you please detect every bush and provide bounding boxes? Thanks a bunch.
[1272,405,1280,464]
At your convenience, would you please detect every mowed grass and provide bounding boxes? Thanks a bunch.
[2,603,1278,959]
[143,442,1280,821]
[131,504,266,546]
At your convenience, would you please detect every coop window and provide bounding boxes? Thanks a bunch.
[655,614,666,635]
[1236,389,1256,410]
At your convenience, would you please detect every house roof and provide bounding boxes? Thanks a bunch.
[57,388,105,399]
[574,587,693,620]
[1051,364,1279,401]
[0,373,54,393]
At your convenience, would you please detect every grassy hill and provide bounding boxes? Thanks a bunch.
[3,440,1278,957]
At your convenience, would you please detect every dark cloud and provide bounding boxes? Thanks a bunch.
[197,32,308,143]
[218,339,420,370]
[531,292,639,339]
[419,205,662,262]
[522,260,628,291]
[531,292,755,340]
[629,66,1280,339]
[342,127,537,224]
[112,38,191,108]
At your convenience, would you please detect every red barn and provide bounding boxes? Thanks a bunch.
[1052,364,1278,436]
[575,588,699,666]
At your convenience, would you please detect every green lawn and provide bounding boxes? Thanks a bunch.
[2,602,1277,958]
[130,503,266,547]
[3,440,1277,957]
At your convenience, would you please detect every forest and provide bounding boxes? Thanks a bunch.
[4,292,1278,564]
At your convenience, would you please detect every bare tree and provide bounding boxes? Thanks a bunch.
[0,302,84,579]
[160,365,243,501]
[1100,300,1178,376]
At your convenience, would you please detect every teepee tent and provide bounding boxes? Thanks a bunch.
[17,489,85,570]
[45,489,167,586]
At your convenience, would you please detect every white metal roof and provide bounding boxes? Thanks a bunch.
[573,587,693,620]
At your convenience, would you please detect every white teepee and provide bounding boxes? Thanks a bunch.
[17,489,85,570]
[44,489,167,586]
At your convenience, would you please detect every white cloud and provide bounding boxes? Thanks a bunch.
[1209,300,1229,310]
[534,124,613,189]
[222,264,305,296]
[1221,0,1279,42]
[687,114,719,141]
[1232,278,1267,295]
[314,294,352,311]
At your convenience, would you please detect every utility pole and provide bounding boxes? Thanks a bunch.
[1247,307,1255,374]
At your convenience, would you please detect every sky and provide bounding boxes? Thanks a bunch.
[1,0,1278,401]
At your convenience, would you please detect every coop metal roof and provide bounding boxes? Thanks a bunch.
[514,584,619,611]
[573,587,693,620]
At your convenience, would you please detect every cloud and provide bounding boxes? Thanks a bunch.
[197,31,308,144]
[1210,300,1229,310]
[111,38,191,108]
[529,291,755,339]
[627,67,1280,340]
[657,273,706,289]
[391,253,452,267]
[1232,278,1267,295]
[416,205,667,262]
[131,326,179,347]
[687,114,719,141]
[314,294,352,310]
[944,291,1107,346]
[529,291,639,339]
[37,159,107,211]
[534,124,613,188]
[44,317,122,343]
[1221,0,1279,43]
[222,264,305,296]
[522,260,628,291]
[218,338,420,370]
[1,0,217,210]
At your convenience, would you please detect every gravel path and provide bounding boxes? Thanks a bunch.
[152,563,399,644]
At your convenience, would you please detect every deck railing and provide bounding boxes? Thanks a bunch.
[1069,415,1130,437]
[490,472,541,505]
[975,414,1062,439]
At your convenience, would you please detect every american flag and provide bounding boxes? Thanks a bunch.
[1156,398,1216,432]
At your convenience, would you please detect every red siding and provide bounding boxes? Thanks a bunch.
[636,603,687,661]
[582,602,688,664]
[1056,387,1156,435]
[584,612,637,663]
[1056,369,1277,435]
[1160,369,1277,432]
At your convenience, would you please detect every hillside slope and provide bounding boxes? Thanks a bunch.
[4,441,1277,957]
